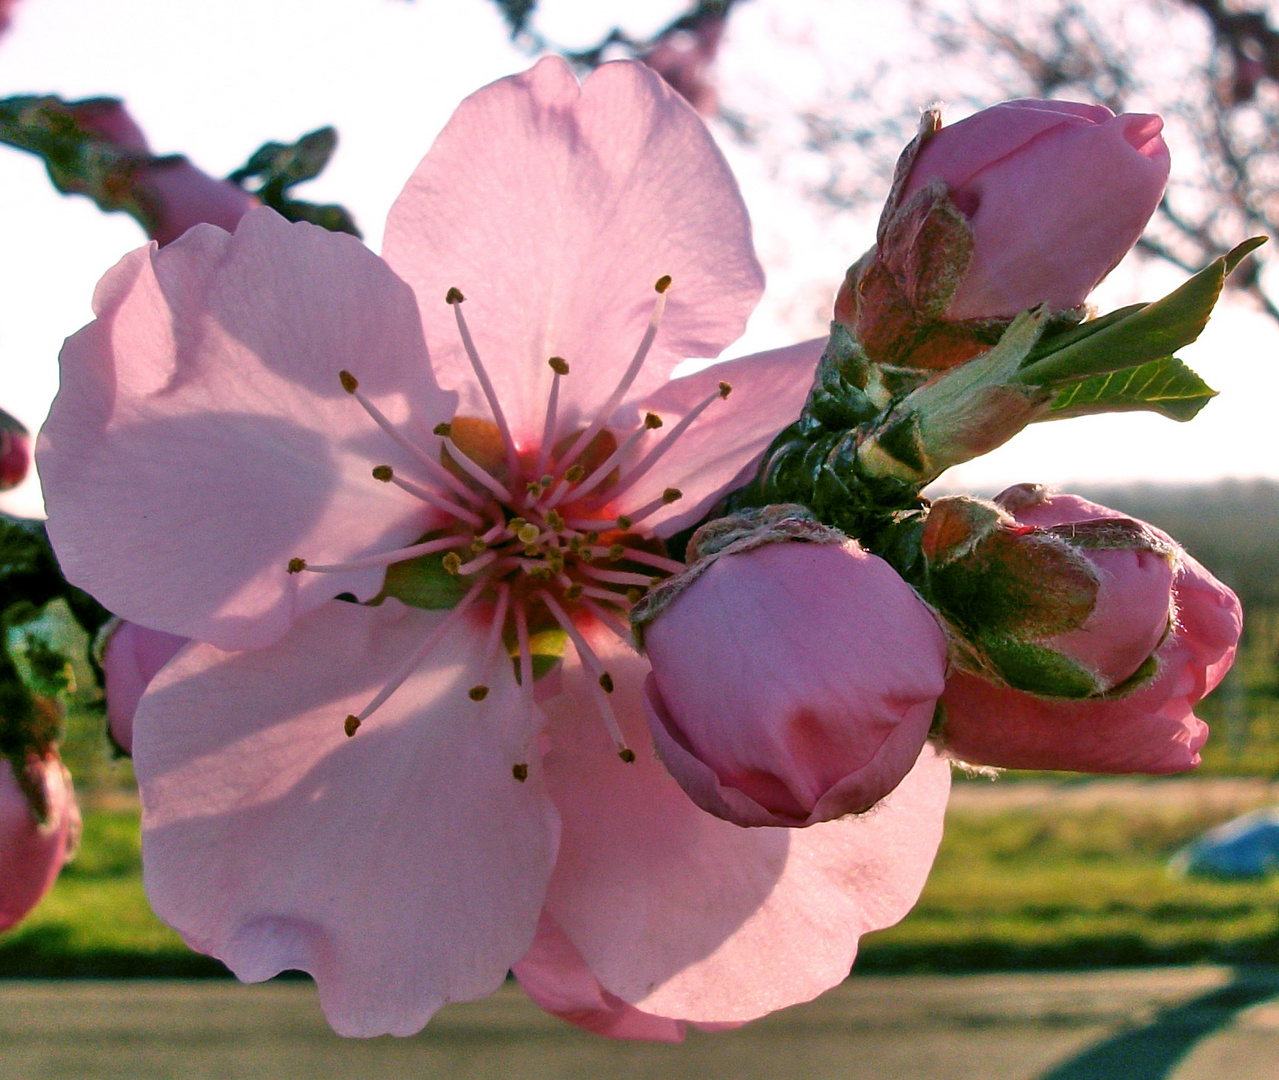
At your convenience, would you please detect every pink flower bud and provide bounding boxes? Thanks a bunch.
[100,620,188,756]
[902,99,1170,320]
[641,538,948,827]
[1,752,78,932]
[938,488,1242,774]
[0,408,30,491]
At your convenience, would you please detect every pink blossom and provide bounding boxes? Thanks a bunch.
[939,489,1242,774]
[1,752,78,933]
[99,620,188,755]
[40,59,952,1038]
[70,98,257,246]
[0,407,29,490]
[642,538,948,827]
[902,99,1171,320]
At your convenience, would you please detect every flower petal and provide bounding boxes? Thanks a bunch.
[623,339,825,537]
[383,57,763,442]
[41,209,456,650]
[539,627,950,1023]
[134,599,558,1037]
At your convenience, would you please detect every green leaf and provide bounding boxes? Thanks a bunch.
[1019,237,1266,387]
[1043,356,1218,422]
[374,548,469,610]
[227,126,361,238]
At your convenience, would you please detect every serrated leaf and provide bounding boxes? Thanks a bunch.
[1019,237,1266,386]
[1042,356,1217,422]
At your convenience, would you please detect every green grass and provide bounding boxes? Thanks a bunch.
[6,790,1279,978]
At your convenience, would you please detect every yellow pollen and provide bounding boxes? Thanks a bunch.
[445,286,465,304]
[545,509,565,531]
[372,465,393,482]
[509,517,528,532]
[526,481,543,498]
[442,552,462,575]
[662,487,682,504]
[548,356,570,375]
[433,422,453,437]
[616,516,632,530]
[654,275,672,294]
[547,551,565,573]
[517,523,540,544]
[287,557,306,574]
[469,685,489,701]
[540,474,554,487]
[608,544,625,562]
[523,545,541,558]
[565,583,584,601]
[618,748,637,763]
[598,672,614,693]
[644,412,663,429]
[579,548,595,562]
[344,715,361,737]
[512,763,529,782]
[584,531,600,544]
[338,370,359,394]
[470,539,488,553]
[565,464,586,483]
[626,587,643,604]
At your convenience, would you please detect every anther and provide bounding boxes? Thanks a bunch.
[626,587,643,604]
[512,763,529,782]
[509,517,528,532]
[523,545,540,558]
[339,370,359,394]
[719,382,732,399]
[565,464,585,483]
[645,412,663,429]
[618,748,637,763]
[471,538,488,553]
[565,583,584,601]
[616,516,632,530]
[655,275,672,294]
[517,523,541,545]
[286,557,307,574]
[445,286,465,304]
[540,474,554,487]
[545,509,565,532]
[608,544,625,562]
[469,685,490,702]
[548,356,570,376]
[584,531,600,544]
[344,715,361,737]
[442,552,462,575]
[663,487,682,504]
[599,672,614,693]
[372,465,394,482]
[433,422,452,437]
[526,481,543,498]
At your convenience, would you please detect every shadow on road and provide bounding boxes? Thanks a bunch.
[1039,968,1279,1080]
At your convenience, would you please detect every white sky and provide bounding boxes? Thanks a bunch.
[0,0,1275,519]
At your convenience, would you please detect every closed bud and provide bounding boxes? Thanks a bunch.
[1,750,79,932]
[0,408,30,491]
[635,510,947,828]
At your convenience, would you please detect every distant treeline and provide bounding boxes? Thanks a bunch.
[1063,478,1279,612]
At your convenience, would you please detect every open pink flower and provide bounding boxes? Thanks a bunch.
[40,59,951,1038]
[939,489,1242,773]
[1,752,79,933]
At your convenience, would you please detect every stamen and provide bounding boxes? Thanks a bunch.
[580,566,657,588]
[615,487,683,529]
[470,583,511,702]
[374,466,486,528]
[595,383,728,507]
[338,370,485,508]
[534,357,568,480]
[588,546,686,574]
[345,580,484,730]
[514,600,535,719]
[440,435,514,502]
[295,534,470,574]
[539,592,632,761]
[580,597,637,644]
[543,413,660,509]
[512,763,529,782]
[457,549,498,576]
[448,288,520,478]
[553,278,670,477]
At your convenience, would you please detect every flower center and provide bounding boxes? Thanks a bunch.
[287,279,732,775]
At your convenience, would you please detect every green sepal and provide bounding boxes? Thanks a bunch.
[1020,237,1266,387]
[1042,355,1217,422]
[372,546,469,610]
[509,628,568,684]
[976,635,1104,699]
[801,325,880,431]
[228,127,361,238]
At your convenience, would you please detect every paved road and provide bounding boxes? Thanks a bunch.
[3,967,1278,1080]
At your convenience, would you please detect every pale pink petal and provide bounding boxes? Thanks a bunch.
[540,626,950,1023]
[383,58,763,442]
[621,339,824,537]
[1,754,77,933]
[101,620,189,756]
[41,209,456,651]
[134,599,558,1037]
[513,911,689,1042]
